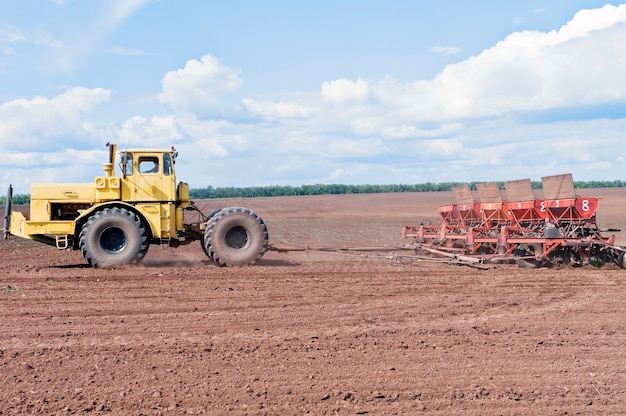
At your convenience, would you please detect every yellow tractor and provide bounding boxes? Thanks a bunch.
[2,144,268,268]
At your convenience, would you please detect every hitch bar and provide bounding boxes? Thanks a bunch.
[3,184,12,240]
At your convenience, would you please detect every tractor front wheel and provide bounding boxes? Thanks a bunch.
[79,207,149,268]
[204,207,268,266]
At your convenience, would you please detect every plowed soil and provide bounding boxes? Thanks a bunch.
[2,189,626,415]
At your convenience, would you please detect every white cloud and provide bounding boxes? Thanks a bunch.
[5,3,626,190]
[242,98,312,119]
[158,2,626,186]
[2,148,107,192]
[375,4,626,121]
[118,115,183,149]
[326,138,388,158]
[381,123,463,140]
[0,87,111,151]
[159,54,243,113]
[173,114,252,158]
[328,168,353,181]
[0,26,61,53]
[430,46,462,56]
[558,4,626,39]
[419,138,465,157]
[0,28,26,55]
[321,78,369,103]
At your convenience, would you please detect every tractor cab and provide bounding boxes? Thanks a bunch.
[119,148,178,203]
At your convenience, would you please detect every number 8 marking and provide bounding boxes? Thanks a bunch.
[582,199,589,212]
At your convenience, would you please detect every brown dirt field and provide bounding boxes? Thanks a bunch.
[2,190,626,415]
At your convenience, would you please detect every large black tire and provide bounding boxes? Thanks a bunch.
[79,207,149,268]
[199,209,223,261]
[515,243,543,269]
[204,207,268,266]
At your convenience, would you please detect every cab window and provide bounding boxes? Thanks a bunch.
[121,153,133,176]
[139,157,159,174]
[163,154,172,176]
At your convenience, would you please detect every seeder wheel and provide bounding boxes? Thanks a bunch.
[547,250,570,269]
[618,251,626,269]
[515,243,544,269]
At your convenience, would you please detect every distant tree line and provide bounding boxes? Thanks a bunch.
[0,193,30,205]
[188,180,626,199]
[189,183,469,199]
[2,180,626,204]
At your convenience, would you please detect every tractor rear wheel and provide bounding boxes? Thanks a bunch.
[204,207,268,266]
[79,207,149,268]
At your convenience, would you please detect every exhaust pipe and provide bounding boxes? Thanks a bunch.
[3,184,12,240]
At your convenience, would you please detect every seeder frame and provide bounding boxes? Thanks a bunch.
[402,174,625,268]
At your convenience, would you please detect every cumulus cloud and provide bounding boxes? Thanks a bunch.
[6,3,626,189]
[159,54,243,113]
[558,4,626,39]
[2,148,108,191]
[0,87,111,151]
[321,78,369,103]
[221,4,626,184]
[172,114,255,159]
[164,2,626,185]
[118,115,183,148]
[380,4,626,122]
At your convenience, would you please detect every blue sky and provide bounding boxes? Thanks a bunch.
[2,1,626,191]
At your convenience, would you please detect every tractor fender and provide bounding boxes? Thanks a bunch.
[206,208,223,220]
